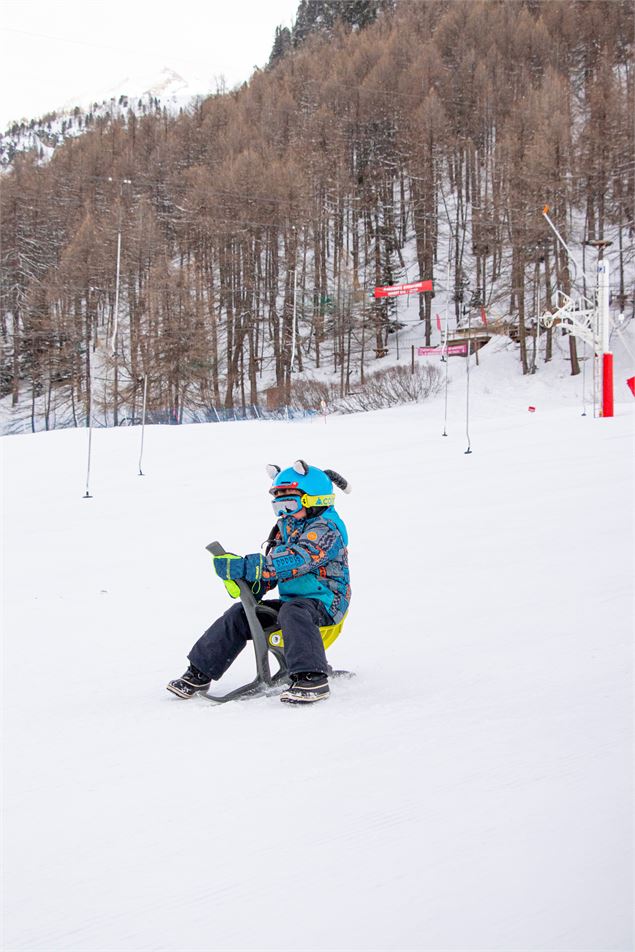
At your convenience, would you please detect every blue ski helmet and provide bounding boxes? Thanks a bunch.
[266,460,351,516]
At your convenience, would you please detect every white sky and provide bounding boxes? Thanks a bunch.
[0,0,299,128]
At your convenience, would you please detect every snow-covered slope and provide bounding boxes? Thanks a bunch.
[2,376,633,950]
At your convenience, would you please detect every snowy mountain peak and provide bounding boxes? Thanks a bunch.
[62,65,213,113]
[1,66,216,168]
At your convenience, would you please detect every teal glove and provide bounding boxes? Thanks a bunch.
[212,553,266,597]
[212,553,244,599]
[243,553,265,583]
[213,553,245,580]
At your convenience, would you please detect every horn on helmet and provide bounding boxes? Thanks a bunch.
[324,469,351,494]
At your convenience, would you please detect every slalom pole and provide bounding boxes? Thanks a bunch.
[138,373,148,476]
[111,228,122,355]
[581,339,587,416]
[535,295,541,374]
[442,347,450,437]
[84,424,93,498]
[290,252,298,373]
[84,366,93,498]
[442,259,451,437]
[465,309,472,455]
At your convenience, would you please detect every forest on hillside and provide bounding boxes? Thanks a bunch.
[1,0,633,429]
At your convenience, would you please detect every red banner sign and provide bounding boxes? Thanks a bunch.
[374,279,433,298]
[418,344,468,357]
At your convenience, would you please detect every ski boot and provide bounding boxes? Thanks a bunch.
[280,672,330,705]
[166,665,212,699]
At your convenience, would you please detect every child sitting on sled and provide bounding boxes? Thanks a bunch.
[167,460,351,704]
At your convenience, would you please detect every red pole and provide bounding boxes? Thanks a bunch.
[602,352,614,417]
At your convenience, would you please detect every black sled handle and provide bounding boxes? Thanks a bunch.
[206,541,273,684]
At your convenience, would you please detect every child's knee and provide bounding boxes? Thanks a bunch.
[278,600,302,623]
[226,602,246,621]
[278,599,319,632]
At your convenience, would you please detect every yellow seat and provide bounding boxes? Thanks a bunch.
[268,613,347,652]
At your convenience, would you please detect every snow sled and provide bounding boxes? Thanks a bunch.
[204,541,353,703]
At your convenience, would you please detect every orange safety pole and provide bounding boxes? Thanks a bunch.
[602,353,614,417]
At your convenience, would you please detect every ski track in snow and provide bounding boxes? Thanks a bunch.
[2,352,633,951]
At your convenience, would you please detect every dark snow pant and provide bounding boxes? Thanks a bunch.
[188,598,333,680]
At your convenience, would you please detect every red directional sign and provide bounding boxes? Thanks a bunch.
[374,279,433,298]
[418,344,468,357]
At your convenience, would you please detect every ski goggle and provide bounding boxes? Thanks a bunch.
[271,491,336,517]
[271,494,303,517]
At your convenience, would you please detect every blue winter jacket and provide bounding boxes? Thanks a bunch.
[262,507,351,624]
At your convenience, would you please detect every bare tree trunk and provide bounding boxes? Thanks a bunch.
[544,246,553,363]
[11,312,20,406]
[514,248,529,375]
